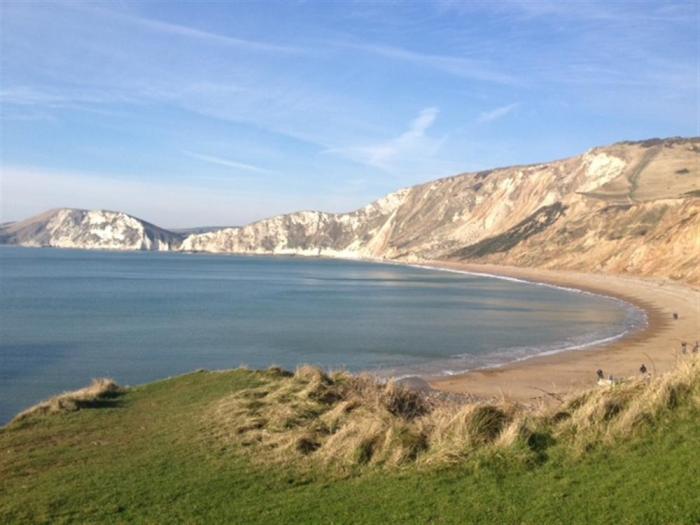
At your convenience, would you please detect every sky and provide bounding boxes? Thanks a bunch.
[1,0,698,228]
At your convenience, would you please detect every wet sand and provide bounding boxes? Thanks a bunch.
[424,261,700,403]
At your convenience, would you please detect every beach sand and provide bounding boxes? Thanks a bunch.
[425,261,700,403]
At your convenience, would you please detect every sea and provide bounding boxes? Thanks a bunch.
[0,246,646,423]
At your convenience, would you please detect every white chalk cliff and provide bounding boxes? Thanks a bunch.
[0,209,180,251]
[2,138,699,283]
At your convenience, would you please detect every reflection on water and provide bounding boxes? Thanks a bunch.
[0,246,644,423]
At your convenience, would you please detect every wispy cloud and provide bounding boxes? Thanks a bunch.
[436,0,693,23]
[2,0,696,225]
[63,2,305,55]
[0,5,365,150]
[476,103,519,124]
[343,43,517,85]
[0,86,135,107]
[184,151,275,174]
[326,107,444,172]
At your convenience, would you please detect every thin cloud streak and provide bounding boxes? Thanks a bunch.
[476,103,519,124]
[184,151,275,174]
[341,42,518,85]
[62,2,306,55]
[325,107,444,172]
[437,0,693,24]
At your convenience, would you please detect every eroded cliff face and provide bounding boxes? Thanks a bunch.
[443,139,700,283]
[475,198,699,282]
[2,138,698,283]
[177,138,699,283]
[0,209,181,251]
[179,188,411,258]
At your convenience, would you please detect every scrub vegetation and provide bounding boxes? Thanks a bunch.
[2,356,699,524]
[205,357,700,470]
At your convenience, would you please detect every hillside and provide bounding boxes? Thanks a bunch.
[2,357,699,524]
[0,209,182,251]
[2,137,698,282]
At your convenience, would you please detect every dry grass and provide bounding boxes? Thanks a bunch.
[555,356,700,453]
[11,378,126,423]
[15,357,697,470]
[204,356,700,470]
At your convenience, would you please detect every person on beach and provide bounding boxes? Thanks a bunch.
[596,369,614,386]
[640,364,647,375]
[681,342,688,354]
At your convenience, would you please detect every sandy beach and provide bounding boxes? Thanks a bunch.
[425,261,700,403]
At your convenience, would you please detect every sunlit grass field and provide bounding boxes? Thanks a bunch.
[2,361,699,524]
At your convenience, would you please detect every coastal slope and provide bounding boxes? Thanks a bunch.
[0,208,182,251]
[181,137,699,283]
[3,137,698,282]
[2,358,699,523]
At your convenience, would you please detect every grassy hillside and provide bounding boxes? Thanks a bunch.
[2,361,699,524]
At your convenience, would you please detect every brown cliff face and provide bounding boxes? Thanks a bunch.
[438,139,699,284]
[179,137,700,284]
[3,138,698,284]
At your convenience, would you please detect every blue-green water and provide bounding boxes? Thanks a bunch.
[0,246,644,423]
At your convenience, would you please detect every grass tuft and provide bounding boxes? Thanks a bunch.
[11,378,126,424]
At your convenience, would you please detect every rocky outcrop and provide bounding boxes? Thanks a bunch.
[0,209,181,251]
[2,137,698,283]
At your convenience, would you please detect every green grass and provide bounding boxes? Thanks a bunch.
[1,369,699,524]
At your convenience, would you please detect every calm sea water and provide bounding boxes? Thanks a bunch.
[0,246,644,423]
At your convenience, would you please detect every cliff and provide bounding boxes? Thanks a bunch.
[0,208,181,251]
[2,137,698,283]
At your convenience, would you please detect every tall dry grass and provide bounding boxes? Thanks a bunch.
[555,356,700,454]
[204,356,700,470]
[11,378,125,424]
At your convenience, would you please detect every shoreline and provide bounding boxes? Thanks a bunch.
[401,261,647,372]
[419,261,699,402]
[3,246,698,407]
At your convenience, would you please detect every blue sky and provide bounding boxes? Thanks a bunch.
[1,0,697,227]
